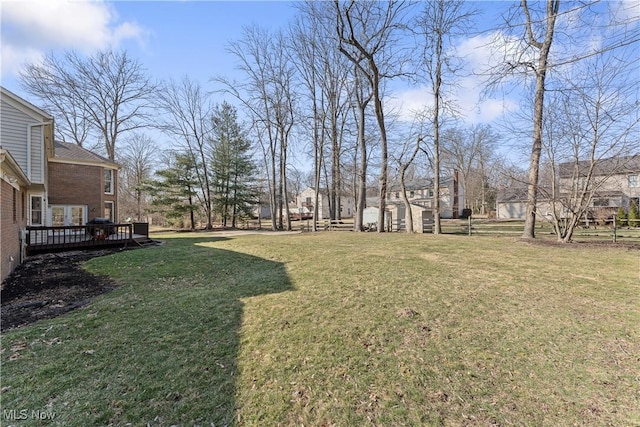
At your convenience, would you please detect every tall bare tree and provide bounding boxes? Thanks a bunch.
[351,67,374,231]
[222,26,296,230]
[292,3,353,226]
[156,77,215,229]
[288,5,327,231]
[21,49,156,160]
[415,0,475,233]
[335,0,411,232]
[487,1,639,237]
[117,133,158,222]
[517,0,561,239]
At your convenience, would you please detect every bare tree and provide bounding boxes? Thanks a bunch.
[442,124,499,215]
[396,136,423,233]
[21,49,156,160]
[222,26,296,231]
[335,0,411,232]
[542,50,639,242]
[351,67,374,231]
[288,5,327,231]
[517,0,561,238]
[415,0,476,233]
[117,133,158,222]
[156,77,215,229]
[292,3,354,226]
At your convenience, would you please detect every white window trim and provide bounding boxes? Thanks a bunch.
[104,201,115,222]
[30,194,44,226]
[104,169,114,195]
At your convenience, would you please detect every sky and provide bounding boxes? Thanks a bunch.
[1,0,638,168]
[1,1,299,94]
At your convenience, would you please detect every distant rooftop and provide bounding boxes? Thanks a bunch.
[558,154,640,178]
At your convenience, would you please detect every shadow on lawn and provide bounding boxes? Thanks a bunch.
[133,236,294,425]
[73,236,293,425]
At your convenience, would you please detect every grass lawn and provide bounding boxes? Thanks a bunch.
[1,232,639,426]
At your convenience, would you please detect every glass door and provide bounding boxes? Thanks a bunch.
[70,207,84,226]
[51,206,65,227]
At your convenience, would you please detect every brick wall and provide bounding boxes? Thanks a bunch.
[48,162,118,221]
[1,179,26,283]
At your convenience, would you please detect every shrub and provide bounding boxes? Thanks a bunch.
[616,206,627,227]
[628,200,639,227]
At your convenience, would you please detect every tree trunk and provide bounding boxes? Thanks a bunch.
[521,0,559,239]
[355,101,368,231]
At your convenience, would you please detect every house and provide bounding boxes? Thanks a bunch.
[558,155,640,217]
[496,155,640,220]
[295,187,355,220]
[1,87,54,282]
[1,86,119,282]
[48,141,119,226]
[385,174,464,220]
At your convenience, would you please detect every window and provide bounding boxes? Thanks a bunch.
[395,192,399,199]
[31,196,43,225]
[104,169,114,194]
[104,201,114,222]
[70,207,84,226]
[629,175,639,188]
[409,191,415,198]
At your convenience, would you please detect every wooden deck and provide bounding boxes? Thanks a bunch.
[26,223,150,255]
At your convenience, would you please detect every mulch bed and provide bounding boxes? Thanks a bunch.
[1,249,122,332]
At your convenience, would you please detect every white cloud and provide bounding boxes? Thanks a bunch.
[1,0,146,77]
[614,0,640,24]
[388,31,519,126]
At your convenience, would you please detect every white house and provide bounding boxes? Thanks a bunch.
[385,174,464,220]
[296,187,355,220]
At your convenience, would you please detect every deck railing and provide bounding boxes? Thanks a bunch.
[26,223,134,254]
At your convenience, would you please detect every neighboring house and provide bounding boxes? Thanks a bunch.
[1,86,119,282]
[557,155,640,217]
[295,187,355,220]
[385,174,464,220]
[496,155,640,220]
[48,141,119,226]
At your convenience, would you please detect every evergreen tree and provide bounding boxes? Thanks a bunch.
[616,206,627,227]
[628,200,639,228]
[146,153,199,229]
[210,102,257,227]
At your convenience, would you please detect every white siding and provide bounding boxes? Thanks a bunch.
[30,126,43,183]
[497,202,526,219]
[0,98,46,184]
[0,100,29,169]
